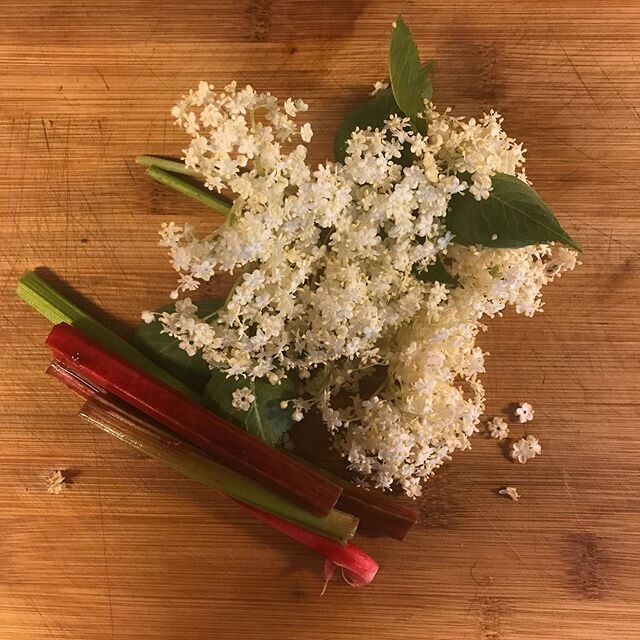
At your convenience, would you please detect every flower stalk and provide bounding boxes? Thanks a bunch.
[144,165,232,215]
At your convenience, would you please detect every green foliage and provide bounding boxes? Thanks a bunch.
[414,255,460,287]
[446,173,581,250]
[132,300,223,393]
[204,370,298,446]
[388,16,432,133]
[334,15,433,161]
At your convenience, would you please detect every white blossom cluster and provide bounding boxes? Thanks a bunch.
[511,435,542,464]
[150,81,577,497]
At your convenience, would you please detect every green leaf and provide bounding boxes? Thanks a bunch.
[414,255,460,287]
[334,58,433,163]
[132,299,223,393]
[204,371,299,446]
[389,16,431,134]
[446,173,581,251]
[334,87,400,162]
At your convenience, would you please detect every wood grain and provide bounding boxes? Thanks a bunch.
[1,2,639,638]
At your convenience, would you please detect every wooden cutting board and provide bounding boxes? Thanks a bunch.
[1,2,639,638]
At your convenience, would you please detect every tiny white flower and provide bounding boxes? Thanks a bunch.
[370,80,389,96]
[499,486,520,501]
[515,402,535,423]
[300,123,313,143]
[511,435,541,464]
[491,233,498,241]
[283,98,298,117]
[231,386,255,412]
[141,311,155,324]
[486,416,509,440]
[46,470,67,495]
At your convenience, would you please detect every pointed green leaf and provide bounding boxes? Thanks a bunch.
[414,255,460,287]
[446,173,581,250]
[132,299,223,393]
[389,16,431,134]
[204,371,299,446]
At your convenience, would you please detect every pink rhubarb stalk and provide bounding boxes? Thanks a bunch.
[239,503,379,587]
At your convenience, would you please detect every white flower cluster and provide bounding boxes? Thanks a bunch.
[153,81,577,497]
[511,435,542,464]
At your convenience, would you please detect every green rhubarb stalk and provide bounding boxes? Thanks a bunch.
[16,271,200,402]
[135,154,200,177]
[80,395,358,543]
[144,165,232,215]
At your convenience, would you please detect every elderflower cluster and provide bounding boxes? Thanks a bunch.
[152,81,577,496]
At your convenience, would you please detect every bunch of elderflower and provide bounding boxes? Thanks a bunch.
[148,78,577,497]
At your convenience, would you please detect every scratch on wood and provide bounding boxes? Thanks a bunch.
[578,36,640,124]
[124,159,136,183]
[479,42,500,104]
[554,34,604,116]
[95,66,111,91]
[474,506,527,567]
[562,469,586,528]
[417,476,459,529]
[41,118,51,153]
[561,140,640,192]
[27,596,58,639]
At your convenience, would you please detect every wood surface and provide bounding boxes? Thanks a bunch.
[1,1,639,638]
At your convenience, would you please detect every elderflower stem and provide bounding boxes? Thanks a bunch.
[135,154,201,177]
[145,166,232,215]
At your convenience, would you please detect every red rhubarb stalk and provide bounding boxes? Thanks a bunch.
[239,503,379,587]
[45,322,342,516]
[335,481,418,541]
[75,393,359,543]
[293,456,418,541]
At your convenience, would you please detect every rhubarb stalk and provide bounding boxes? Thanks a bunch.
[45,322,342,516]
[241,504,379,587]
[20,271,416,538]
[17,271,200,401]
[78,394,357,543]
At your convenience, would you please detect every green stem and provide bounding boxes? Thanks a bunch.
[145,166,232,215]
[80,395,358,543]
[16,271,200,402]
[135,155,200,177]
